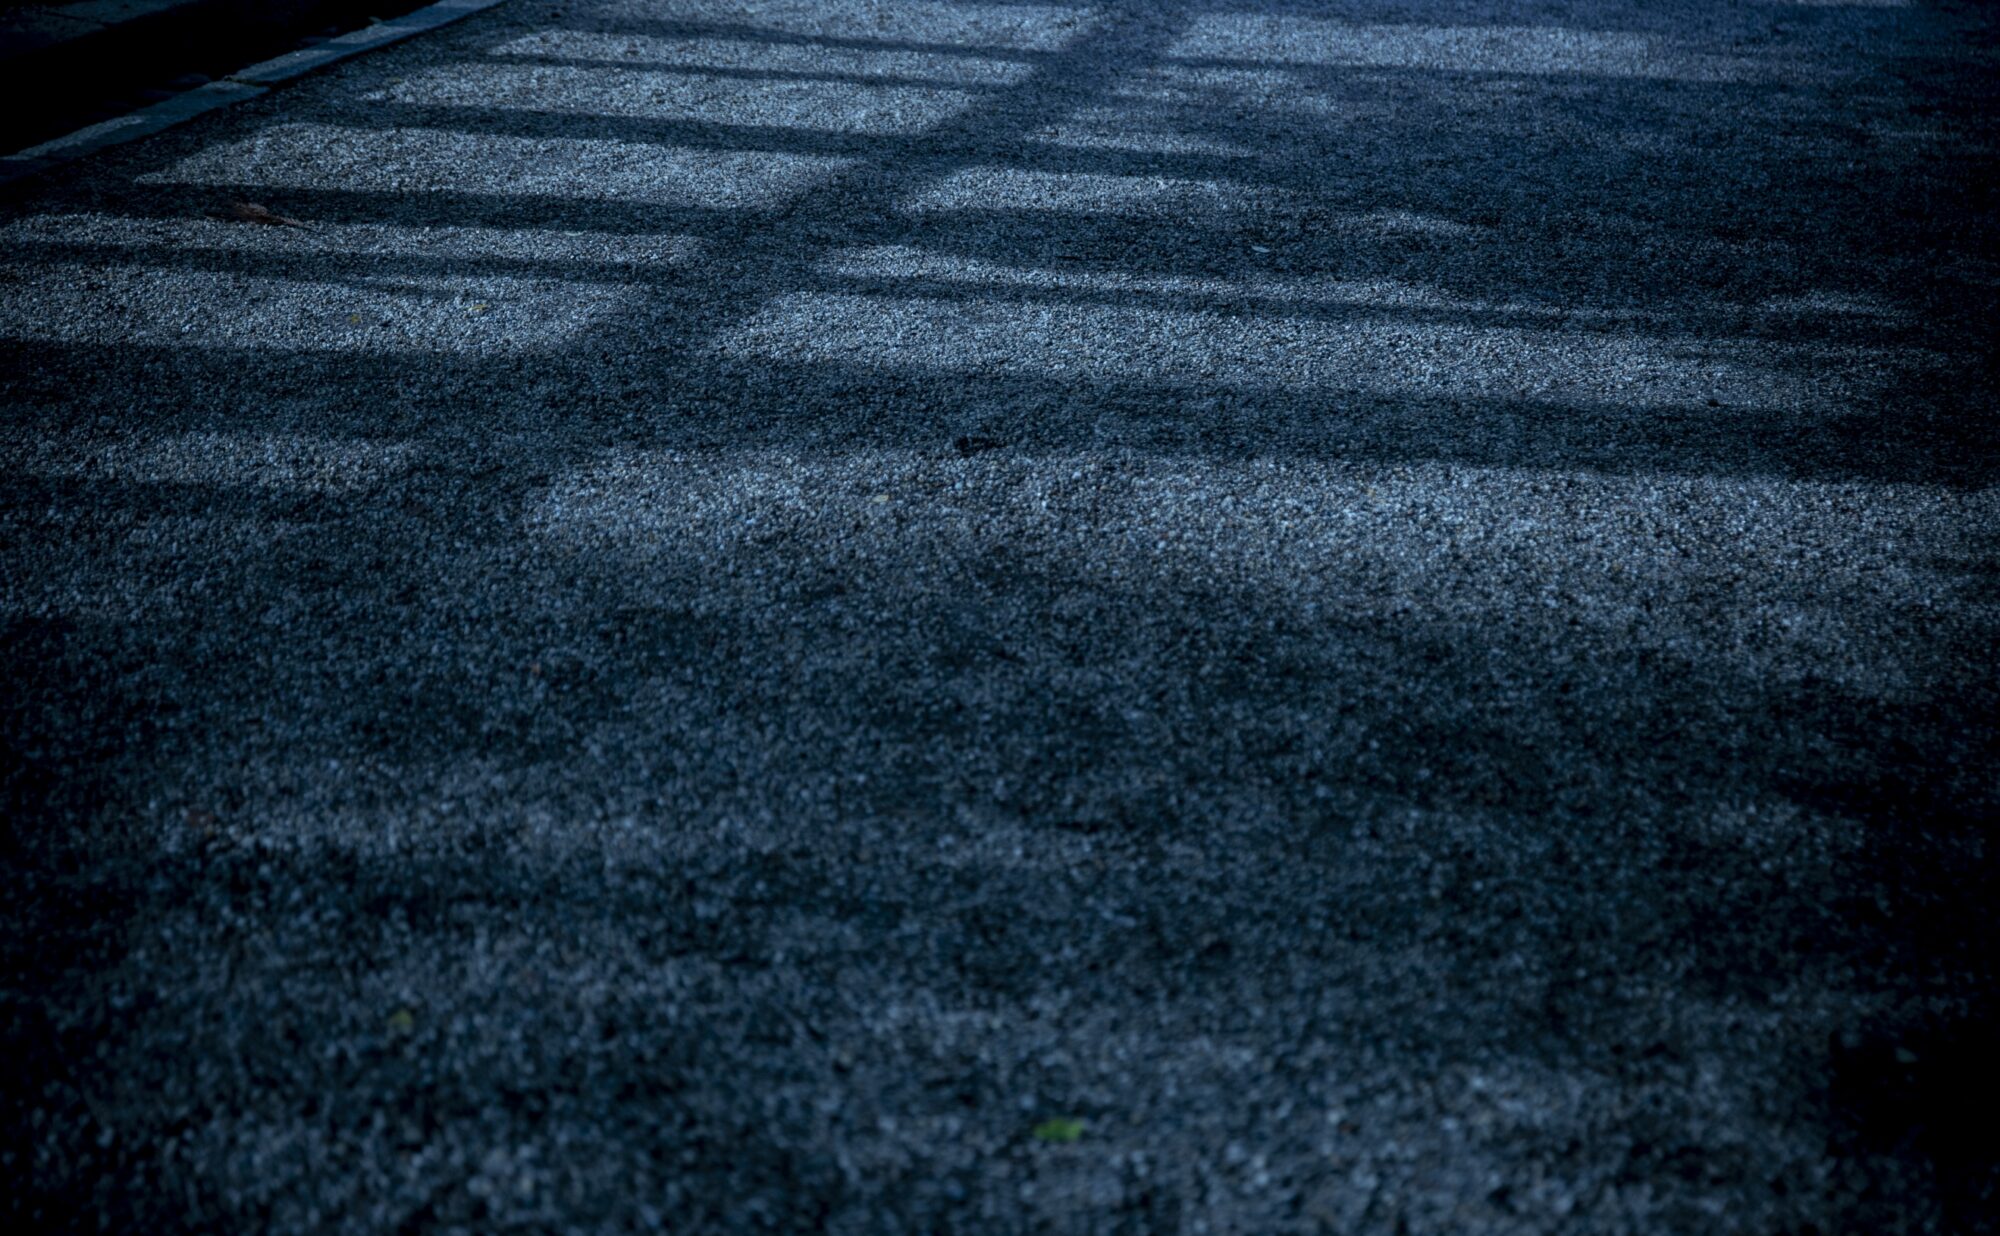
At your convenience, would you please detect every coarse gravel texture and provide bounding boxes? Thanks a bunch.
[2,0,1997,1231]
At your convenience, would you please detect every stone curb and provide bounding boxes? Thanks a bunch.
[0,0,509,187]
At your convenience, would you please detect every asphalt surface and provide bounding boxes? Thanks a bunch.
[3,0,1998,1231]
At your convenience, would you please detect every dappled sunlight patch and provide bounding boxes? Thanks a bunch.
[140,123,854,207]
[590,0,1096,52]
[808,247,1939,352]
[521,446,1972,701]
[369,61,987,135]
[1107,63,1303,99]
[902,167,1285,217]
[0,212,706,351]
[486,30,1036,87]
[1756,291,1907,321]
[1070,61,1384,126]
[1339,209,1484,238]
[815,244,1553,313]
[0,211,709,270]
[813,244,1650,317]
[0,256,643,354]
[1032,105,1263,158]
[1166,15,1782,82]
[709,289,1819,408]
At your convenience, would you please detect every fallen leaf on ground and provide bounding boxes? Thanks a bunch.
[211,201,308,228]
[1032,1117,1085,1144]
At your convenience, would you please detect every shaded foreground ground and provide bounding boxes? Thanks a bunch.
[2,0,1998,1230]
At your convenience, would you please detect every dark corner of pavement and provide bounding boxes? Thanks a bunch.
[0,0,438,157]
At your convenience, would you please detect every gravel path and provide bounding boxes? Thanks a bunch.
[3,1,1997,1231]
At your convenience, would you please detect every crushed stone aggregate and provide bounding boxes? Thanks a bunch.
[2,0,1997,1232]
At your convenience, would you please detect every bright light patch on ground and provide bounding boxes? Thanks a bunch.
[487,30,1036,86]
[812,248,1920,338]
[1034,106,1262,157]
[816,245,1515,309]
[0,263,640,353]
[372,63,985,135]
[903,167,1280,216]
[0,214,707,353]
[590,0,1096,52]
[1756,292,1905,319]
[1167,16,1769,81]
[0,213,708,269]
[524,446,1963,698]
[712,290,1815,408]
[141,124,853,207]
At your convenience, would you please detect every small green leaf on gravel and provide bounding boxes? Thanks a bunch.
[386,1008,416,1035]
[1032,1117,1085,1144]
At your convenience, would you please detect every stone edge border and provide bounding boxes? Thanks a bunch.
[0,0,509,187]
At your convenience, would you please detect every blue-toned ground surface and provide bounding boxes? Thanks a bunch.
[2,1,1996,1230]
